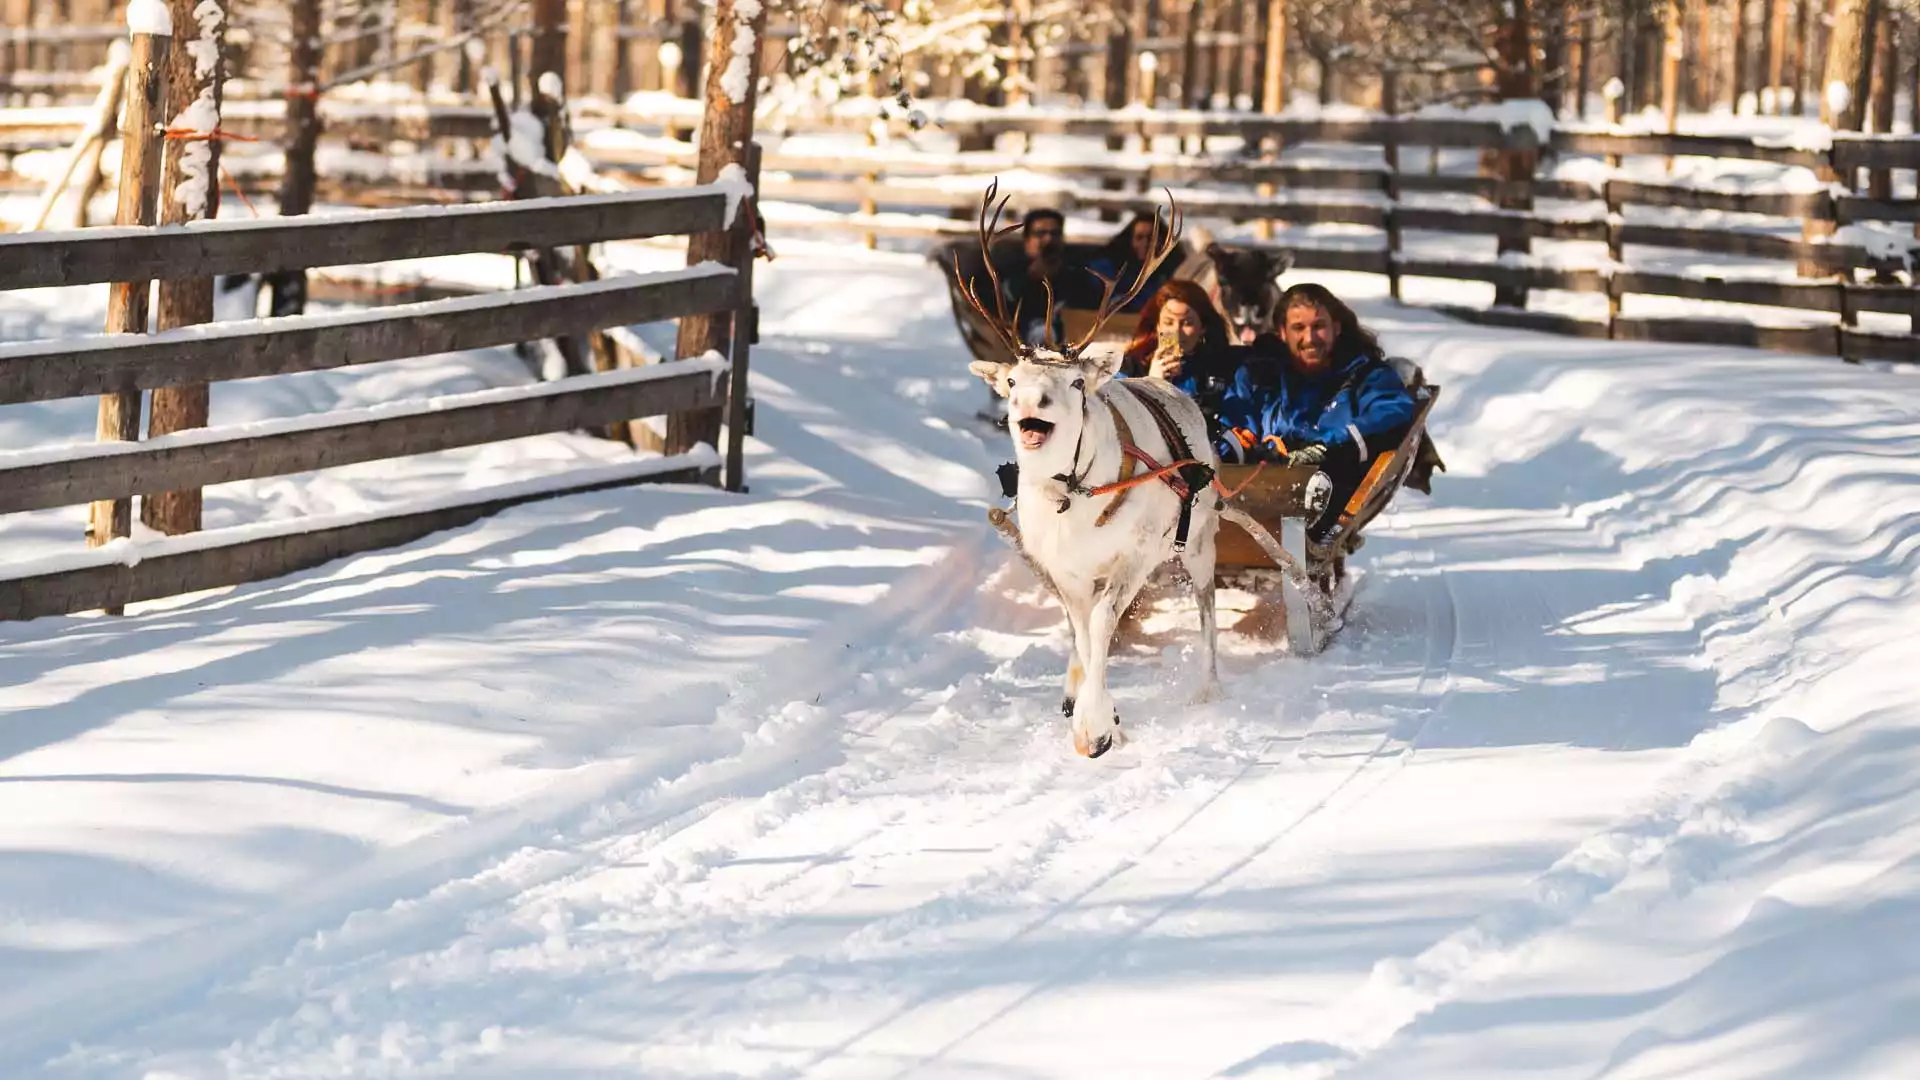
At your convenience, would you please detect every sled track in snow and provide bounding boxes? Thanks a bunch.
[797,548,1464,1077]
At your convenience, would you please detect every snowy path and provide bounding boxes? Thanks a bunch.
[3,249,1918,1078]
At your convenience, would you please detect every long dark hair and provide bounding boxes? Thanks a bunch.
[1279,282,1383,365]
[1123,279,1231,376]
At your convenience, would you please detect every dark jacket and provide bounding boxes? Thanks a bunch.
[1214,346,1415,464]
[1116,335,1245,409]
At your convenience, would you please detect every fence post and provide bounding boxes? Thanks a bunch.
[88,6,170,582]
[667,0,767,462]
[144,0,226,537]
[725,141,762,494]
[1604,179,1623,336]
[1382,71,1402,300]
[1100,24,1131,224]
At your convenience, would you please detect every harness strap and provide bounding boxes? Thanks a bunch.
[1094,401,1143,526]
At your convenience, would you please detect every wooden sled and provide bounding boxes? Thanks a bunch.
[1212,357,1444,654]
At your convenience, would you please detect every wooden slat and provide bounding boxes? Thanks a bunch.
[1532,217,1610,241]
[1605,180,1833,219]
[0,267,737,405]
[0,361,726,515]
[0,187,730,291]
[1278,117,1519,148]
[1845,284,1920,314]
[1830,136,1920,171]
[1430,304,1611,338]
[1535,179,1603,201]
[1610,316,1838,354]
[1840,329,1920,363]
[1835,196,1920,224]
[1278,246,1392,274]
[1397,173,1501,198]
[1527,266,1611,291]
[1395,259,1604,293]
[1611,271,1843,311]
[1066,190,1387,227]
[1551,130,1829,169]
[1394,206,1527,236]
[0,456,719,622]
[1393,206,1606,243]
[1614,222,1863,271]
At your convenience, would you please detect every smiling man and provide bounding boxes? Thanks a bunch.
[1213,283,1417,539]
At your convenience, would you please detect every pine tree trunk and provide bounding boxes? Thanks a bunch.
[665,0,766,458]
[1824,0,1872,129]
[1181,0,1205,108]
[1732,0,1751,110]
[1261,0,1286,113]
[1796,0,1817,115]
[1541,0,1568,114]
[1691,0,1712,111]
[1575,11,1593,117]
[267,0,321,318]
[144,0,227,536]
[1765,0,1785,112]
[1662,0,1683,132]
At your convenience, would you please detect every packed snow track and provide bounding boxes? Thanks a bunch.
[3,245,1918,1079]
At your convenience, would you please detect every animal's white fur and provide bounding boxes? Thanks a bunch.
[971,351,1223,756]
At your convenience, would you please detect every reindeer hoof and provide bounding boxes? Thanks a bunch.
[1061,696,1076,718]
[1088,731,1115,758]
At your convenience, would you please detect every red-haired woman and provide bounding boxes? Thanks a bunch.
[1118,280,1243,416]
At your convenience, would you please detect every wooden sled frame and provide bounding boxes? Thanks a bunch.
[1213,359,1443,654]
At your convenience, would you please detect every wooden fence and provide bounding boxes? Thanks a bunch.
[0,183,758,622]
[581,107,1920,366]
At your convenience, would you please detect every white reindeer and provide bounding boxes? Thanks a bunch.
[962,183,1223,758]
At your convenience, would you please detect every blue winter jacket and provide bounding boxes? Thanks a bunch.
[1213,350,1415,464]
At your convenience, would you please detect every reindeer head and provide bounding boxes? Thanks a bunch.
[1206,243,1294,343]
[960,180,1181,461]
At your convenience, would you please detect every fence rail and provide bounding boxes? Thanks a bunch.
[0,179,757,622]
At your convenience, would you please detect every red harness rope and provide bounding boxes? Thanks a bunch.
[1084,448,1269,502]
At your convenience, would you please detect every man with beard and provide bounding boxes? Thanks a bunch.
[1213,283,1416,540]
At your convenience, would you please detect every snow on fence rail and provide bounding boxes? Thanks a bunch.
[0,185,754,623]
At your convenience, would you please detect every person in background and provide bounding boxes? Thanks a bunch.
[991,208,1085,347]
[1087,214,1179,313]
[1214,282,1415,538]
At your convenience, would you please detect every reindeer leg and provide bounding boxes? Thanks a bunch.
[1072,562,1152,758]
[1179,524,1223,704]
[1061,589,1092,718]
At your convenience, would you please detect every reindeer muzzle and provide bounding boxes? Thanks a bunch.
[1016,417,1055,450]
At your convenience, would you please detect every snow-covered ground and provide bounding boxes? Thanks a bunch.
[2,230,1919,1080]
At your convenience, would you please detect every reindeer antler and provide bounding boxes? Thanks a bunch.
[1068,189,1184,356]
[951,178,1029,359]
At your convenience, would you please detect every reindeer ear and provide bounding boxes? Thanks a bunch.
[1267,250,1295,278]
[1080,345,1123,393]
[969,359,1012,394]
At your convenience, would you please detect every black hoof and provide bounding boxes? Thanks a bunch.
[1061,696,1076,718]
[1088,731,1115,758]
